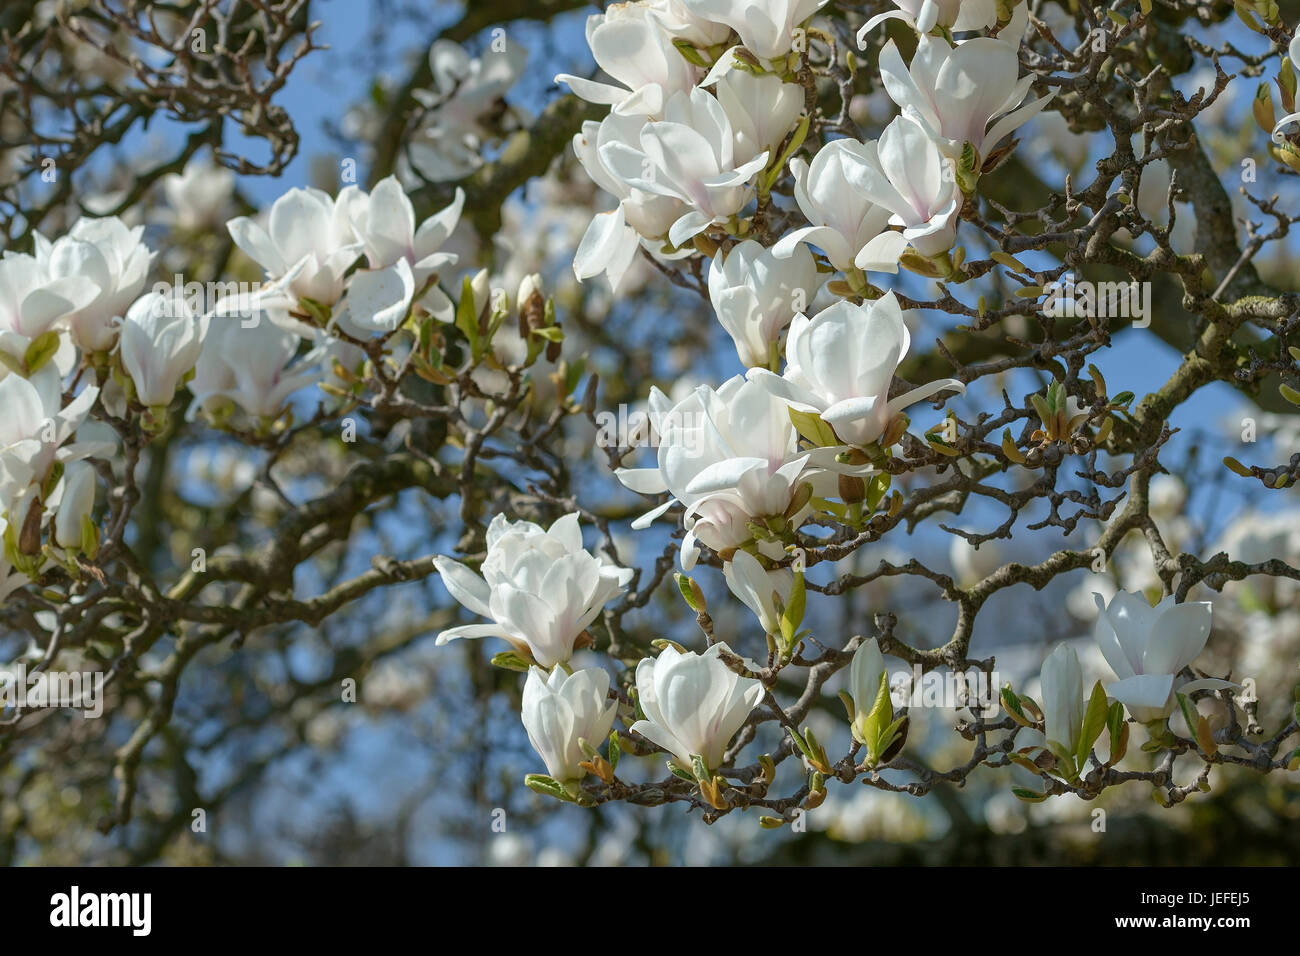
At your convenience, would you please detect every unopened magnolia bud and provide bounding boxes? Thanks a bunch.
[54,462,96,550]
[839,473,866,504]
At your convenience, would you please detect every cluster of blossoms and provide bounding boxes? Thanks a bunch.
[433,512,766,797]
[423,0,1288,811]
[0,172,470,601]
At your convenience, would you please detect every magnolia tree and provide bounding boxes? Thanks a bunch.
[2,0,1300,864]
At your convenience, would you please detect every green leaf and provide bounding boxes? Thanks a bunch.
[455,275,480,349]
[490,650,532,673]
[690,754,710,783]
[524,773,573,802]
[607,730,621,772]
[779,570,806,648]
[1076,680,1109,766]
[789,407,838,447]
[674,573,706,613]
[1012,786,1048,803]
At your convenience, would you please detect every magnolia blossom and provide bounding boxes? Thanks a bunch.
[850,117,960,263]
[410,39,528,181]
[631,642,764,771]
[861,0,1000,37]
[0,253,95,345]
[707,239,821,368]
[344,176,463,321]
[555,6,698,115]
[188,315,323,422]
[118,293,206,409]
[160,156,235,231]
[52,460,95,551]
[711,67,804,166]
[846,637,887,743]
[35,216,153,352]
[332,258,417,337]
[772,139,900,271]
[877,32,1052,163]
[723,548,793,635]
[572,112,687,290]
[648,0,733,46]
[750,294,963,447]
[1039,643,1084,755]
[616,375,834,568]
[0,368,107,519]
[1093,591,1234,723]
[227,187,362,306]
[600,88,768,246]
[521,666,618,782]
[681,0,830,60]
[433,513,633,668]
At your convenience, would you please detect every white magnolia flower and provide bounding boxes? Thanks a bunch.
[0,368,107,516]
[723,548,793,635]
[53,460,95,550]
[877,32,1052,163]
[1093,591,1233,723]
[118,292,207,409]
[35,216,154,352]
[160,156,235,231]
[0,252,96,343]
[1039,643,1084,755]
[344,176,463,321]
[227,187,362,306]
[846,637,887,743]
[771,139,900,271]
[861,0,1000,37]
[648,0,733,46]
[555,5,698,115]
[433,513,633,668]
[681,0,830,60]
[521,666,618,782]
[599,88,769,246]
[343,180,465,323]
[615,375,833,568]
[332,258,417,336]
[188,315,323,422]
[409,39,528,181]
[572,113,687,290]
[849,116,960,263]
[707,239,822,368]
[631,642,764,771]
[711,67,805,166]
[750,294,963,447]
